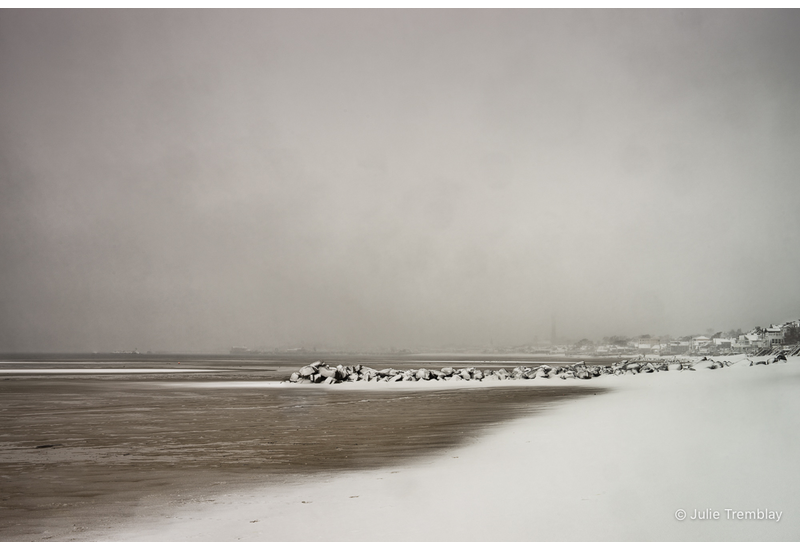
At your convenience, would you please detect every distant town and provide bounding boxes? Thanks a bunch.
[230,318,800,358]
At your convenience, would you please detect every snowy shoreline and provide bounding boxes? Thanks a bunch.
[101,356,800,541]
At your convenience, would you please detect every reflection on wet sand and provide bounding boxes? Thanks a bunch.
[0,361,605,541]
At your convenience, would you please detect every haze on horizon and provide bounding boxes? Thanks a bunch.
[1,9,799,353]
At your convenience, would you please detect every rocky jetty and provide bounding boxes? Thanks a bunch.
[285,355,776,385]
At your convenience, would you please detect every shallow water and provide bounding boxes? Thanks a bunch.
[0,355,607,540]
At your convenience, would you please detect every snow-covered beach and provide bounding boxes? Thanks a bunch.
[101,356,800,542]
[5,8,800,545]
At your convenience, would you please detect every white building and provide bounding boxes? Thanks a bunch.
[764,325,786,346]
[691,336,711,350]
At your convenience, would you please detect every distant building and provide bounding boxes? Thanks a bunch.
[668,340,691,353]
[636,337,660,349]
[691,336,712,350]
[713,338,734,349]
[764,325,786,346]
[732,332,766,350]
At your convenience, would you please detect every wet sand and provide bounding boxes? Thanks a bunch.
[0,359,601,541]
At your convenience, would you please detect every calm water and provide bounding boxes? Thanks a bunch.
[0,353,608,541]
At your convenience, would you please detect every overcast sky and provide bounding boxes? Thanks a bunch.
[1,9,799,352]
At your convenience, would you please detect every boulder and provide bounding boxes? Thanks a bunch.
[336,365,349,378]
[472,370,484,380]
[318,367,337,379]
[416,368,431,380]
[299,365,318,377]
[289,372,300,383]
[309,361,324,368]
[441,367,455,376]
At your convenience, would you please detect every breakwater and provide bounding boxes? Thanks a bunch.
[287,353,789,385]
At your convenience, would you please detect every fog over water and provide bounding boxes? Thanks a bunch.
[1,10,799,352]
